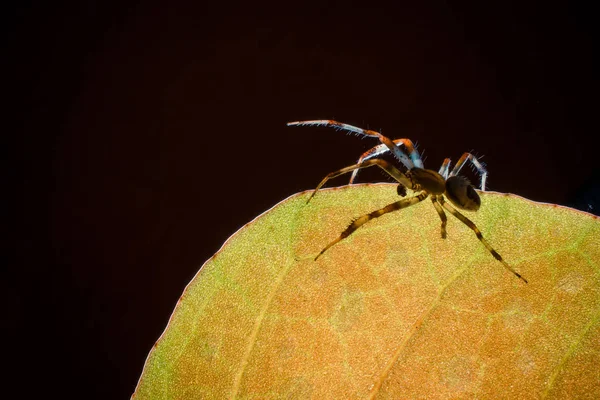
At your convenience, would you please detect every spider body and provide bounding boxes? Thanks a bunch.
[288,119,527,284]
[402,168,481,211]
[445,175,481,211]
[406,168,446,196]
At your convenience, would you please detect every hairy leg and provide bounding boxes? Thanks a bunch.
[449,153,488,191]
[431,195,448,239]
[438,158,451,179]
[307,159,414,204]
[349,138,422,183]
[439,197,527,283]
[314,193,428,260]
[288,120,423,169]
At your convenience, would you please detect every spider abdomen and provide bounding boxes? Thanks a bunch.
[445,176,481,211]
[408,168,446,195]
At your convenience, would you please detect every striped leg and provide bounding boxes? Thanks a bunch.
[307,159,414,204]
[349,138,421,184]
[438,158,451,179]
[450,153,488,191]
[314,193,428,260]
[287,120,424,169]
[431,195,448,239]
[438,197,527,283]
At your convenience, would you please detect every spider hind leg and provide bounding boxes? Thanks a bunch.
[438,197,527,283]
[450,152,488,191]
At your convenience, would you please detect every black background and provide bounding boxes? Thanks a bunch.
[7,1,598,398]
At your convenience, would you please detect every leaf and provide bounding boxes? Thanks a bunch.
[133,184,600,399]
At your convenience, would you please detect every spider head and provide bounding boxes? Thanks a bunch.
[407,168,446,195]
[445,176,481,211]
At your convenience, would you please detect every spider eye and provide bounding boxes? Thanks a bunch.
[445,176,481,211]
[397,184,407,197]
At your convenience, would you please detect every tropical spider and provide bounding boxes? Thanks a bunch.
[287,119,527,284]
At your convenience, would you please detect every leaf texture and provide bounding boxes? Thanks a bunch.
[133,184,600,399]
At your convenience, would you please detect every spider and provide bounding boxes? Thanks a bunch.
[287,119,527,284]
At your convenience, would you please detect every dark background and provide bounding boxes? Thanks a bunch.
[7,1,597,398]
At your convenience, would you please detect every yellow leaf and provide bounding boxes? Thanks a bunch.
[133,184,600,399]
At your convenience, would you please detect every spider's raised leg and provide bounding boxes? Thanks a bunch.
[438,158,451,180]
[438,197,527,283]
[431,195,448,239]
[450,153,488,191]
[315,193,429,260]
[349,138,421,184]
[287,120,424,169]
[307,159,414,204]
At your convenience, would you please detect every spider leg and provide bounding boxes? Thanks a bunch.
[307,159,414,204]
[438,158,451,180]
[449,153,488,191]
[438,197,527,283]
[287,120,424,169]
[315,193,429,260]
[349,138,422,184]
[430,195,448,239]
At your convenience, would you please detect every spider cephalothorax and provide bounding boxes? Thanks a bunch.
[288,119,527,284]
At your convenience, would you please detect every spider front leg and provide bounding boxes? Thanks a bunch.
[306,159,414,204]
[349,138,422,183]
[438,196,527,283]
[314,193,429,260]
[288,120,423,170]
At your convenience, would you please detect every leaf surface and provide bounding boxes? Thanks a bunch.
[133,185,600,399]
